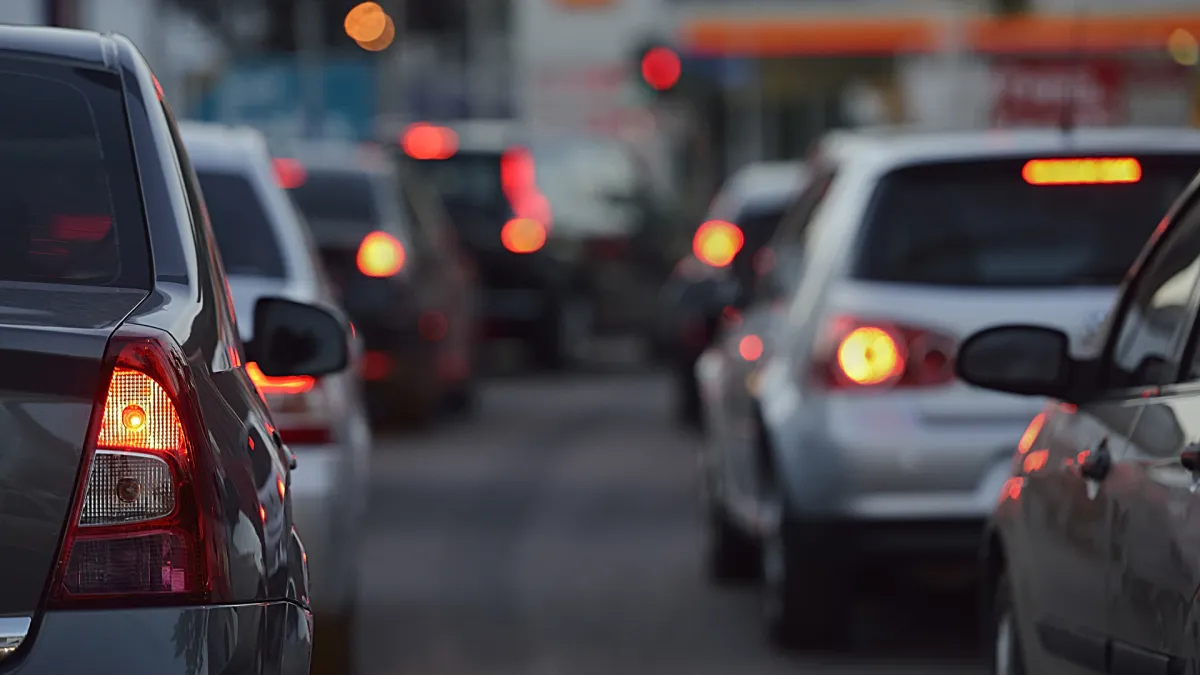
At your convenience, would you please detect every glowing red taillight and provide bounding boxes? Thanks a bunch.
[49,326,229,606]
[811,316,956,391]
[357,231,406,277]
[246,361,334,446]
[693,220,744,268]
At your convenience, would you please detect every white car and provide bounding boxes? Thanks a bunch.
[695,126,1200,651]
[181,122,372,674]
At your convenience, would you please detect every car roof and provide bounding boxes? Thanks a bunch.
[0,25,114,68]
[270,138,395,175]
[179,121,272,171]
[813,126,1200,170]
[709,161,809,220]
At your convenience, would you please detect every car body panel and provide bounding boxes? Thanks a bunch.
[0,27,313,672]
[181,124,370,617]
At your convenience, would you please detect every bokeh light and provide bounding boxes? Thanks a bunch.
[345,2,388,43]
[356,13,396,52]
[1168,28,1198,66]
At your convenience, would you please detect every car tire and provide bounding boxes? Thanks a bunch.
[988,572,1027,675]
[706,503,760,584]
[761,485,853,652]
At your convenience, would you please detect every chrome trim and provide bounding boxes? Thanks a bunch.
[0,617,31,659]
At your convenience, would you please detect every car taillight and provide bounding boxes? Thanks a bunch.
[811,316,956,391]
[247,362,335,446]
[357,231,406,277]
[693,220,744,268]
[49,325,229,607]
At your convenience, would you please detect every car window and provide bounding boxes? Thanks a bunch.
[853,156,1199,288]
[195,171,288,279]
[1111,204,1200,388]
[287,169,389,244]
[772,170,835,248]
[0,60,151,289]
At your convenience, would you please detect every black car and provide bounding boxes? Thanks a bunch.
[658,161,809,426]
[0,27,350,673]
[276,142,479,428]
[397,131,585,369]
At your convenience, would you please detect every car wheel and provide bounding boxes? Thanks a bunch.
[706,503,760,584]
[989,573,1027,675]
[761,483,853,652]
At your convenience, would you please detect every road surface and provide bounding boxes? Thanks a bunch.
[357,372,986,675]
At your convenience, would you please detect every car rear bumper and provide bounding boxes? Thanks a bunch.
[770,393,1030,536]
[289,445,359,613]
[8,602,311,675]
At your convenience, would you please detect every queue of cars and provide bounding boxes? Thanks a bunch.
[682,127,1200,671]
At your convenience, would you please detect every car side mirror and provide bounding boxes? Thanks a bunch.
[249,297,350,377]
[956,325,1073,399]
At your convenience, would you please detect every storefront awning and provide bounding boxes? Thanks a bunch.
[680,13,1200,57]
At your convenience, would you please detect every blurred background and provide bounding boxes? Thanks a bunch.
[16,1,1200,674]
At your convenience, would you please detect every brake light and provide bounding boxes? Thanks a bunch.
[1021,157,1141,185]
[357,231,406,277]
[1017,412,1046,454]
[811,316,955,391]
[247,362,315,396]
[49,325,230,607]
[693,220,744,268]
[501,218,547,254]
[272,158,307,189]
[401,123,458,160]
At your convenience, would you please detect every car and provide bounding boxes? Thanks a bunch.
[957,157,1200,675]
[273,139,479,428]
[694,127,1200,651]
[0,26,352,674]
[394,121,592,370]
[658,161,809,426]
[180,122,371,675]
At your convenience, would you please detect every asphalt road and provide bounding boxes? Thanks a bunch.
[357,371,988,675]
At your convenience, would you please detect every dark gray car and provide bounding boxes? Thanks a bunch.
[0,27,350,674]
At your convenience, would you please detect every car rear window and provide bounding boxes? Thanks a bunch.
[0,60,149,289]
[412,151,508,218]
[852,155,1200,288]
[288,169,386,240]
[195,171,287,278]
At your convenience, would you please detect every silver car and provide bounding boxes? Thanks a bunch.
[696,127,1200,651]
[181,122,372,674]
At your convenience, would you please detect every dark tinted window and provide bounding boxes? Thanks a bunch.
[413,152,508,217]
[195,171,287,278]
[0,62,149,288]
[730,202,790,286]
[288,169,383,238]
[853,156,1200,288]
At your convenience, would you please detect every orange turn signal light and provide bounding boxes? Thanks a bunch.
[1022,157,1142,185]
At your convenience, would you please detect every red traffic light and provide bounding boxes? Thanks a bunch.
[641,46,681,91]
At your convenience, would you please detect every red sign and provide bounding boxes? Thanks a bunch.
[991,60,1123,127]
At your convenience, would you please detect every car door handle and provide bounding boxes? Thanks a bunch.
[1180,443,1200,473]
[1080,438,1112,481]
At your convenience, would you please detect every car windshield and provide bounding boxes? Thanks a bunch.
[288,169,387,242]
[195,171,287,278]
[0,63,148,288]
[853,155,1200,287]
